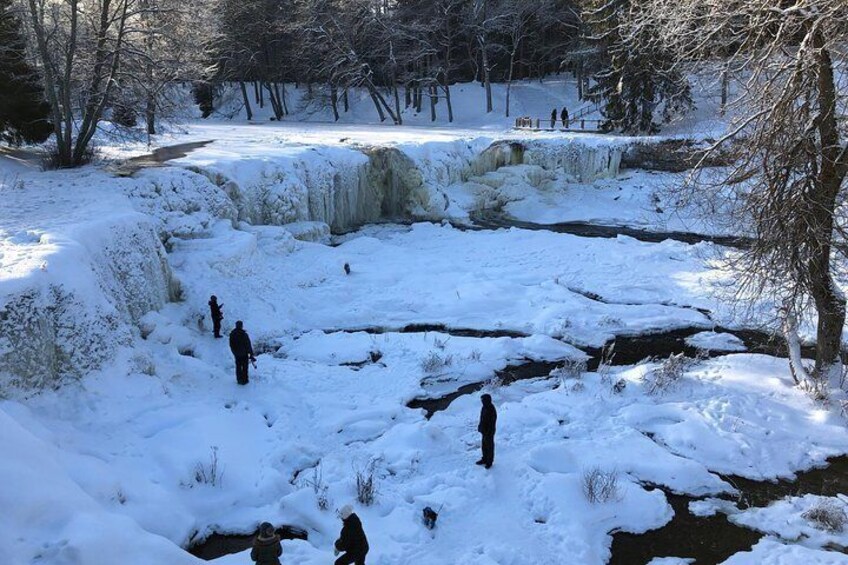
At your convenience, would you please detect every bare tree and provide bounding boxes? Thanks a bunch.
[501,0,541,118]
[295,0,400,123]
[466,0,504,114]
[124,0,210,136]
[22,0,133,167]
[637,0,848,388]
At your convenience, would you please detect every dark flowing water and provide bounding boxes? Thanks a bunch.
[405,325,801,418]
[115,140,214,176]
[470,210,752,248]
[610,457,848,564]
[397,325,848,563]
[190,325,844,563]
[189,525,307,561]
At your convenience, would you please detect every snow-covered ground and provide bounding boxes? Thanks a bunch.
[2,81,847,564]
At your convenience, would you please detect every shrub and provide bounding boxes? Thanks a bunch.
[41,142,98,170]
[301,462,330,510]
[355,460,379,506]
[644,352,693,395]
[582,467,621,504]
[802,499,848,533]
[552,358,587,381]
[186,446,224,488]
[597,342,616,384]
[420,351,453,374]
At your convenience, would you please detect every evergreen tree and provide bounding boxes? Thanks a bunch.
[584,0,692,134]
[0,0,51,145]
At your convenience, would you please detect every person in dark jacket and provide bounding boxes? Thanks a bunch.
[229,320,255,385]
[208,295,224,338]
[476,393,497,469]
[251,522,282,565]
[334,505,369,565]
[561,107,569,128]
[550,108,557,129]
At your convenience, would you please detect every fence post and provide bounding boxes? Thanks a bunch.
[581,119,585,130]
[535,118,540,129]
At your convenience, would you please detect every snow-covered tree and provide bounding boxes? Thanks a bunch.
[584,0,692,133]
[639,0,848,387]
[20,0,134,166]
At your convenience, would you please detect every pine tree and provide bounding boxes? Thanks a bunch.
[0,0,51,145]
[584,0,692,134]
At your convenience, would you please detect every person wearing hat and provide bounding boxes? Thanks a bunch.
[251,522,282,565]
[208,295,224,338]
[229,320,255,385]
[334,505,369,565]
[476,393,497,469]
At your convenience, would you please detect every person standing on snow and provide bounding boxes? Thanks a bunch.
[561,107,569,128]
[251,522,282,565]
[208,295,224,338]
[477,393,497,469]
[229,320,255,385]
[550,108,557,129]
[334,505,369,565]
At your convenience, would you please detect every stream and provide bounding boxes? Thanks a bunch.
[190,323,848,563]
[400,325,848,563]
[190,211,837,563]
[609,457,848,564]
[470,210,752,248]
[114,140,214,177]
[403,324,807,418]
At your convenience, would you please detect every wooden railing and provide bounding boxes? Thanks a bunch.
[513,116,604,132]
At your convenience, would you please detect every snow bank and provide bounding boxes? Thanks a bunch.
[729,495,848,551]
[0,183,174,389]
[721,538,848,564]
[0,405,199,565]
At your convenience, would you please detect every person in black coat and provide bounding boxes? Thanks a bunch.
[561,107,569,128]
[229,320,255,385]
[550,108,557,129]
[476,393,497,469]
[251,522,282,565]
[208,295,224,338]
[334,505,369,565]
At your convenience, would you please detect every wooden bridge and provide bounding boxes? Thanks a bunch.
[514,103,604,132]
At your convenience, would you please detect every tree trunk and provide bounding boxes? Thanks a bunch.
[393,85,403,125]
[720,63,729,116]
[146,93,156,135]
[343,89,349,112]
[577,60,584,100]
[330,84,340,121]
[480,38,493,113]
[368,87,387,122]
[274,82,288,118]
[444,81,454,123]
[263,82,283,120]
[809,40,846,379]
[505,50,515,118]
[370,85,399,124]
[240,81,253,120]
[429,85,437,121]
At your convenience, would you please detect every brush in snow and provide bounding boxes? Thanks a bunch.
[344,263,351,275]
[422,506,439,530]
